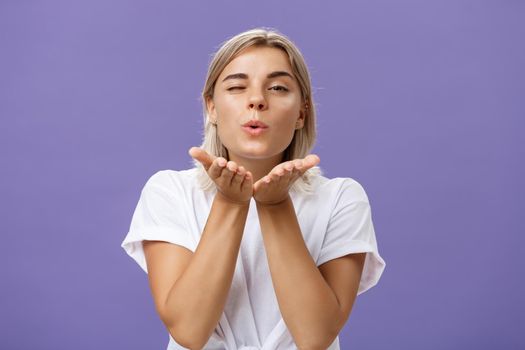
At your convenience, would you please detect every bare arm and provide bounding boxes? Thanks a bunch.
[252,155,365,349]
[143,148,253,349]
[144,193,249,349]
[256,197,340,349]
[256,197,365,350]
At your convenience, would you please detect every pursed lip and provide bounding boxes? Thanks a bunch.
[242,120,269,128]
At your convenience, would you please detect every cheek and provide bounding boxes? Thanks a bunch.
[275,104,301,128]
[213,102,237,144]
[214,96,243,120]
[275,94,301,113]
[279,93,299,107]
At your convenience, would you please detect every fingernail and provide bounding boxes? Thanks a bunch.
[218,159,226,167]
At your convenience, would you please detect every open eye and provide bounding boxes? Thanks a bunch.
[269,85,288,92]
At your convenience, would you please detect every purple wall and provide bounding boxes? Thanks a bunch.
[2,1,523,349]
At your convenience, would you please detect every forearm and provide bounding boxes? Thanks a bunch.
[166,193,249,348]
[256,196,342,350]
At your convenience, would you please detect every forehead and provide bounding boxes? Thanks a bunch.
[219,46,293,78]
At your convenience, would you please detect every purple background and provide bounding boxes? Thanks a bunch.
[1,1,523,349]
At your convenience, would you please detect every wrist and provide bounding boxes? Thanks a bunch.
[254,194,291,208]
[214,191,251,207]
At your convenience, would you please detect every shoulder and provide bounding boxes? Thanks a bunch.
[313,175,370,204]
[142,168,200,195]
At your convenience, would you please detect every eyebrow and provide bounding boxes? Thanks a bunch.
[221,71,294,82]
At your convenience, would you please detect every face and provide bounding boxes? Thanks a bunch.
[207,45,305,161]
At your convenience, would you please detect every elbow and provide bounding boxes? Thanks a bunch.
[166,320,211,350]
[157,301,217,349]
[157,307,201,349]
[157,300,215,349]
[297,335,338,350]
[296,318,341,350]
[167,326,204,350]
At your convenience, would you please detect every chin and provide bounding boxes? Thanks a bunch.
[239,150,273,160]
[232,146,282,160]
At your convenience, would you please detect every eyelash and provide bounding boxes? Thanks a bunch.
[227,86,289,92]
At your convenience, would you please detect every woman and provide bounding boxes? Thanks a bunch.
[122,27,386,350]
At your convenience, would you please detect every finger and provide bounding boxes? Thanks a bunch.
[296,154,320,176]
[252,177,262,192]
[289,167,302,183]
[274,162,294,184]
[303,154,321,168]
[293,159,304,172]
[291,159,310,181]
[283,161,295,175]
[231,165,245,187]
[283,161,294,172]
[208,157,227,179]
[220,161,237,186]
[267,172,280,183]
[188,147,209,163]
[273,165,283,176]
[254,175,270,194]
[241,171,253,193]
[189,147,216,171]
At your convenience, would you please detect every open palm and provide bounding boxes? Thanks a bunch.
[252,155,320,205]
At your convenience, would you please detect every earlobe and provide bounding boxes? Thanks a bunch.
[206,97,217,124]
[296,110,305,129]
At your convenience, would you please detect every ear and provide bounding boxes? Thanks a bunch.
[206,96,217,123]
[295,105,306,129]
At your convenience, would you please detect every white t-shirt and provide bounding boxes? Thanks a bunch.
[121,168,386,350]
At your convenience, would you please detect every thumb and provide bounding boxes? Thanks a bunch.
[189,147,215,170]
[303,154,320,168]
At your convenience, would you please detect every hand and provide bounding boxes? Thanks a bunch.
[253,154,320,205]
[189,147,253,204]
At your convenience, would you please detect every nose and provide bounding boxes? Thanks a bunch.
[248,89,267,111]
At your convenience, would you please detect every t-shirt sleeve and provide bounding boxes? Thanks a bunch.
[121,171,196,274]
[316,178,386,296]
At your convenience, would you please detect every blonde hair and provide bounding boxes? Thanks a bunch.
[193,27,322,194]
